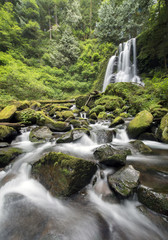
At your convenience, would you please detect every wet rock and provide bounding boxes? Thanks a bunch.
[129,140,152,154]
[151,107,168,121]
[108,165,140,197]
[0,105,17,122]
[32,152,97,197]
[93,144,131,167]
[138,185,168,216]
[70,119,81,128]
[109,116,125,128]
[157,113,168,143]
[127,110,153,138]
[97,112,108,120]
[0,147,23,168]
[0,125,17,142]
[0,142,9,148]
[16,100,30,110]
[89,105,105,115]
[29,126,53,142]
[89,112,97,120]
[138,132,158,141]
[57,128,89,143]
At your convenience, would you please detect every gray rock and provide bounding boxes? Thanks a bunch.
[93,144,131,167]
[138,185,168,216]
[0,142,9,148]
[129,140,152,154]
[29,126,53,142]
[57,128,89,143]
[0,147,23,168]
[108,165,140,197]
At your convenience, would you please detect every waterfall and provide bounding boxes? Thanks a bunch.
[102,38,143,92]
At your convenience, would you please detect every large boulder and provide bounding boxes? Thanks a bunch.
[95,95,125,111]
[29,126,53,142]
[0,147,23,168]
[108,165,140,197]
[127,110,153,139]
[0,105,17,122]
[157,113,168,143]
[32,152,97,197]
[93,144,131,167]
[15,108,39,125]
[75,95,89,109]
[0,125,17,142]
[138,185,168,216]
[57,128,89,143]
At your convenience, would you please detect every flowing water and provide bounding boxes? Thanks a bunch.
[0,123,168,240]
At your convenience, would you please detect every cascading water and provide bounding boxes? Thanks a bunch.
[102,38,143,92]
[0,122,168,240]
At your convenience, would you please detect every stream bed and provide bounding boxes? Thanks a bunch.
[0,122,168,240]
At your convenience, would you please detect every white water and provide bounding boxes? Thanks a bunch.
[102,38,143,92]
[0,125,167,240]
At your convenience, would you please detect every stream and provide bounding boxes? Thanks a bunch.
[0,121,168,240]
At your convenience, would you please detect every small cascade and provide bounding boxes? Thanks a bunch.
[102,38,143,92]
[80,112,87,119]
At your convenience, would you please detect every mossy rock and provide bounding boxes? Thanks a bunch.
[157,113,168,143]
[0,105,17,122]
[108,165,140,197]
[119,112,130,118]
[89,105,105,115]
[98,112,108,120]
[57,128,89,143]
[0,147,23,168]
[130,140,152,154]
[61,111,75,120]
[95,95,125,111]
[138,185,168,216]
[29,126,53,143]
[0,125,17,142]
[81,106,89,112]
[109,117,124,128]
[70,119,81,128]
[127,110,153,139]
[49,105,69,116]
[93,144,131,167]
[89,112,97,120]
[36,111,71,132]
[75,95,89,109]
[32,152,97,197]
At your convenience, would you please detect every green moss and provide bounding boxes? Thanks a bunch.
[81,105,89,112]
[16,100,30,110]
[89,112,97,120]
[70,119,81,128]
[61,111,74,120]
[158,113,168,143]
[0,147,23,167]
[0,125,17,141]
[89,105,105,115]
[98,112,108,120]
[109,117,124,128]
[127,110,153,138]
[95,95,125,111]
[32,152,97,197]
[0,105,17,122]
[15,108,38,124]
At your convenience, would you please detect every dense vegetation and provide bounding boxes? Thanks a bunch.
[0,0,167,107]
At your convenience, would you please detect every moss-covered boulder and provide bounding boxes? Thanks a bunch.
[57,128,89,143]
[0,105,17,122]
[0,125,17,142]
[29,126,53,142]
[130,140,152,154]
[157,113,168,143]
[32,152,97,197]
[95,95,125,111]
[0,147,23,168]
[97,112,108,120]
[89,105,105,116]
[70,119,81,128]
[49,105,69,116]
[89,112,97,120]
[127,110,153,139]
[61,111,75,120]
[36,111,71,132]
[138,186,168,216]
[75,95,89,109]
[109,117,125,128]
[108,165,140,197]
[151,108,168,121]
[93,144,131,167]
